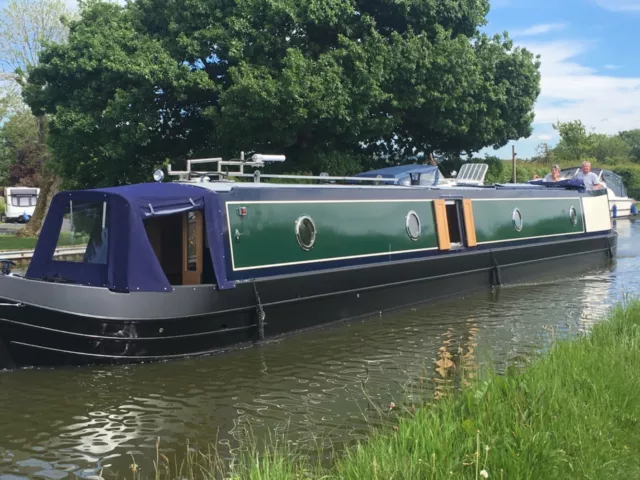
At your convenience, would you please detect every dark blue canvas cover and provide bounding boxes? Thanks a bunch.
[527,178,586,191]
[354,165,440,185]
[26,182,233,292]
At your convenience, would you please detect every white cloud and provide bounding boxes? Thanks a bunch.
[511,23,567,37]
[482,37,640,159]
[604,64,621,70]
[522,39,640,136]
[537,134,555,141]
[595,0,640,12]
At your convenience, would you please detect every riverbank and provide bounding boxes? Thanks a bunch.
[135,299,640,479]
[0,231,88,251]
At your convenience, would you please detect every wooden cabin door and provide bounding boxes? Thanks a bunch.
[182,211,203,285]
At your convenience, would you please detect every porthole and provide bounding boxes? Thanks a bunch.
[405,210,421,241]
[569,206,578,226]
[512,208,523,232]
[295,215,316,251]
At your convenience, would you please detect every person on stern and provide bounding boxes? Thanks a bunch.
[575,161,603,190]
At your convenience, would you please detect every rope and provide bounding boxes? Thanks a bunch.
[491,252,502,286]
[253,282,266,341]
[606,236,614,260]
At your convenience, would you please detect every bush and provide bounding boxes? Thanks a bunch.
[608,164,640,191]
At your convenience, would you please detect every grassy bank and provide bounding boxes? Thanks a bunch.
[0,234,39,250]
[330,300,640,479]
[0,232,88,251]
[130,299,640,479]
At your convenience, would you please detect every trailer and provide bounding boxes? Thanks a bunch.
[2,187,40,223]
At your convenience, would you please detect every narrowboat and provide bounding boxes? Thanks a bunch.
[559,167,638,218]
[0,154,617,369]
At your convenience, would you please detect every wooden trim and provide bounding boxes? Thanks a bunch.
[433,199,451,251]
[462,199,477,247]
[182,211,203,285]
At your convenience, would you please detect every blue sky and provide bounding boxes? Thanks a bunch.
[480,0,640,159]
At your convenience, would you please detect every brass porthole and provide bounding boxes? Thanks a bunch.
[512,208,523,232]
[295,215,316,251]
[569,206,578,226]
[406,210,421,241]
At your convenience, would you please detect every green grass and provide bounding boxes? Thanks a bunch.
[123,299,640,479]
[0,232,88,251]
[0,234,39,250]
[331,299,640,479]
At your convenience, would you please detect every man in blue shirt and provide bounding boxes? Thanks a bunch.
[575,161,603,190]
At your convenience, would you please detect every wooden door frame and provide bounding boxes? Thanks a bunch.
[182,211,203,285]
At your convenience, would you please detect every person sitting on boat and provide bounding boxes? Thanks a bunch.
[575,161,603,190]
[543,164,562,182]
[84,223,108,264]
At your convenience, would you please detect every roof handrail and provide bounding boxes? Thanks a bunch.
[167,152,286,181]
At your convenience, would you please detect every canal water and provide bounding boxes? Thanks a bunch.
[1,220,639,479]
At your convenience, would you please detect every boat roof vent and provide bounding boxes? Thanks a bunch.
[456,163,488,185]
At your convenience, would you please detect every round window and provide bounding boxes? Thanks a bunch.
[569,206,578,226]
[406,210,421,241]
[512,208,523,232]
[295,215,316,251]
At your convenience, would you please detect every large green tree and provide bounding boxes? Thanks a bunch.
[25,0,541,187]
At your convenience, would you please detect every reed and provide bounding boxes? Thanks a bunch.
[119,299,640,479]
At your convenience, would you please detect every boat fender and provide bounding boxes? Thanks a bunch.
[253,283,266,341]
[0,336,16,369]
[491,256,502,286]
[632,203,638,216]
[612,204,617,218]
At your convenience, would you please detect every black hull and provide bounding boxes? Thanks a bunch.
[0,232,617,369]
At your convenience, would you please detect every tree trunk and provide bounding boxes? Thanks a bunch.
[18,173,61,238]
[17,115,58,238]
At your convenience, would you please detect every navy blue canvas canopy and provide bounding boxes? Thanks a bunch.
[26,182,233,292]
[354,165,440,185]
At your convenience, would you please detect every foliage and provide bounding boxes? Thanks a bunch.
[551,120,593,162]
[619,129,640,163]
[608,164,640,193]
[0,0,72,83]
[0,108,43,186]
[330,301,640,479]
[0,0,74,236]
[25,0,541,187]
[589,133,632,165]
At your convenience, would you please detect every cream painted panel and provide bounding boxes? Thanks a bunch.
[582,195,612,232]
